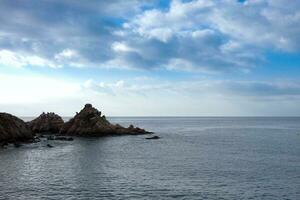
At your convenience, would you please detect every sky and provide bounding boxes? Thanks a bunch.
[0,0,300,116]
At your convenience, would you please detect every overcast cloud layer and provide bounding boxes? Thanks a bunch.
[0,0,299,116]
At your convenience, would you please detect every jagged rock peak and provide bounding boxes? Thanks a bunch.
[80,103,102,116]
[60,104,151,136]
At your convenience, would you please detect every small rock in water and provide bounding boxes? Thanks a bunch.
[33,136,41,143]
[14,143,22,148]
[46,144,53,148]
[46,135,55,140]
[146,136,160,140]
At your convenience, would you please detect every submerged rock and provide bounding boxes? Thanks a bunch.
[28,112,64,134]
[146,136,160,140]
[0,113,34,144]
[46,144,53,148]
[60,104,152,136]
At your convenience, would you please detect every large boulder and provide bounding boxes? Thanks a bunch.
[0,113,34,143]
[28,112,64,134]
[60,104,151,136]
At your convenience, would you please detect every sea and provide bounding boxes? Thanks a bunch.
[0,117,300,200]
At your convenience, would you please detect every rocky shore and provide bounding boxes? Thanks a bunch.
[0,104,152,147]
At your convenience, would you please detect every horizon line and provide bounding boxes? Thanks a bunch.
[20,115,300,118]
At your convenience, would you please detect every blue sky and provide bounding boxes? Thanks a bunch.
[0,0,300,116]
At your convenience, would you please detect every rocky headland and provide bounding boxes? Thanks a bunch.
[0,113,34,146]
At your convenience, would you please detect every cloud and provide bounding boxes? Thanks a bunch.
[115,0,300,71]
[81,78,300,99]
[54,49,78,60]
[1,72,299,116]
[0,0,149,68]
[111,42,137,53]
[0,0,299,73]
[0,49,57,68]
[78,78,300,116]
[210,0,300,51]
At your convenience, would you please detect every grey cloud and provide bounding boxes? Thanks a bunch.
[0,0,149,67]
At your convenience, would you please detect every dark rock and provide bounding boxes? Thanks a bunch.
[46,135,55,140]
[60,104,152,136]
[146,136,160,140]
[1,142,8,147]
[0,113,34,144]
[14,143,22,148]
[46,144,53,148]
[33,136,41,143]
[27,112,64,134]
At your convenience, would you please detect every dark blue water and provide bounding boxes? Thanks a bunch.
[0,117,300,199]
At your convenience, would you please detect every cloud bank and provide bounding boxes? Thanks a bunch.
[0,0,299,72]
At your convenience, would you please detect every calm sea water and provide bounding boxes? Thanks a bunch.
[0,117,300,200]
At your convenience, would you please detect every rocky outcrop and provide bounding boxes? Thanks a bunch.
[0,113,34,144]
[28,112,64,134]
[60,104,151,136]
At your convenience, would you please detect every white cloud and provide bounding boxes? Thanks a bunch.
[0,50,24,68]
[165,58,214,73]
[0,49,57,68]
[111,42,136,53]
[146,28,173,42]
[124,0,214,43]
[54,49,78,60]
[220,40,242,53]
[209,0,300,51]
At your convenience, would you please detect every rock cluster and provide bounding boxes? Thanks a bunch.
[1,104,152,147]
[0,113,33,144]
[27,112,64,133]
[60,104,151,136]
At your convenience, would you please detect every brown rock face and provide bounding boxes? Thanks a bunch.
[28,112,64,133]
[60,104,151,136]
[0,113,33,143]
